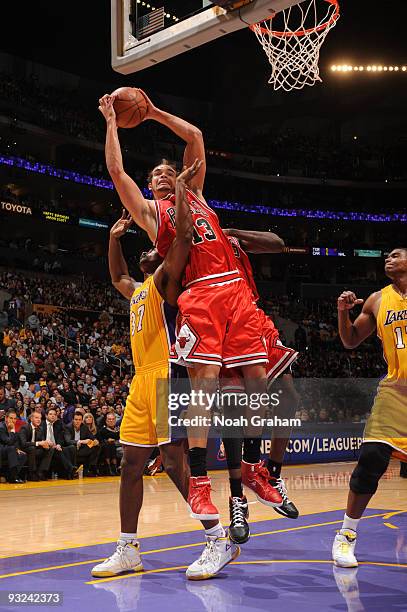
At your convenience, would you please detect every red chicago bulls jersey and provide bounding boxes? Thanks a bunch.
[154,189,238,287]
[227,236,259,302]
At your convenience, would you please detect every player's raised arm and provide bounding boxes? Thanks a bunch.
[337,290,380,349]
[109,212,140,300]
[141,90,206,198]
[223,228,285,253]
[99,94,157,241]
[155,160,202,306]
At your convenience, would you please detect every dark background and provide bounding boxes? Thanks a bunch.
[1,1,406,100]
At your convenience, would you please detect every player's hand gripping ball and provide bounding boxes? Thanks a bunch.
[111,87,148,128]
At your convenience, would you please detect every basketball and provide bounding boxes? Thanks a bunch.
[112,87,148,128]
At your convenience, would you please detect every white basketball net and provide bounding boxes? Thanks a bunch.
[251,0,340,92]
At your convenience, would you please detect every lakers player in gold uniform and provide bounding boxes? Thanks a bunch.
[332,248,407,568]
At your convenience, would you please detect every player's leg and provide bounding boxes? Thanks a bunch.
[91,444,152,577]
[267,372,300,519]
[160,440,239,580]
[170,286,224,520]
[222,434,250,544]
[185,364,221,520]
[222,286,281,507]
[240,363,283,507]
[332,442,392,567]
[219,369,250,544]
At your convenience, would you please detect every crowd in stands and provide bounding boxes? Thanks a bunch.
[0,270,128,314]
[0,306,132,482]
[1,69,407,183]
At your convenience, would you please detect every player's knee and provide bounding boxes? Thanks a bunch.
[242,364,267,381]
[350,443,391,494]
[121,449,145,481]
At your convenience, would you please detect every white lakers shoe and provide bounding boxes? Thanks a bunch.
[186,535,240,580]
[91,540,143,577]
[332,529,358,568]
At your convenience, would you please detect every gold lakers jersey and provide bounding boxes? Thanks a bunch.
[129,275,176,369]
[377,284,407,383]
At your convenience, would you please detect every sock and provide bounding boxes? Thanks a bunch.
[268,459,282,480]
[189,447,207,477]
[342,514,360,533]
[119,532,138,543]
[205,523,225,539]
[243,438,261,464]
[229,477,243,498]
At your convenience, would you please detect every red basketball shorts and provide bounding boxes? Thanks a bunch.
[220,307,299,389]
[170,279,267,368]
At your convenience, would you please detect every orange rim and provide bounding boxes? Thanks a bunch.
[249,0,340,38]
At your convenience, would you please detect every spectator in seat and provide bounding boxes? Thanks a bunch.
[41,407,76,479]
[97,412,120,475]
[76,382,90,406]
[0,409,26,483]
[0,386,15,412]
[27,312,40,330]
[17,375,29,397]
[64,412,100,477]
[8,360,19,387]
[60,379,77,406]
[62,403,76,425]
[14,404,27,432]
[83,413,100,454]
[96,404,109,428]
[84,375,97,397]
[19,411,54,481]
[88,398,98,419]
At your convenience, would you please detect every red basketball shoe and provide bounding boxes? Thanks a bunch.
[187,476,220,520]
[241,460,283,507]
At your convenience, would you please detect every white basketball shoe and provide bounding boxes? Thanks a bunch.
[332,530,358,568]
[186,535,240,580]
[91,540,143,577]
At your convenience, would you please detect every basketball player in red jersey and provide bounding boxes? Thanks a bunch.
[99,92,280,522]
[220,228,300,544]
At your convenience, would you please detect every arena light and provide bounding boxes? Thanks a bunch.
[331,64,407,74]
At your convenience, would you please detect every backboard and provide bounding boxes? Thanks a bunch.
[111,0,303,74]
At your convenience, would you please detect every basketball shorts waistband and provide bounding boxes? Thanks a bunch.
[134,359,169,375]
[185,269,241,288]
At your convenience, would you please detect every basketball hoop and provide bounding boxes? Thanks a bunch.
[250,0,340,91]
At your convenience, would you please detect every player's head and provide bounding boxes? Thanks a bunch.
[139,248,163,275]
[384,248,407,279]
[148,159,177,198]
